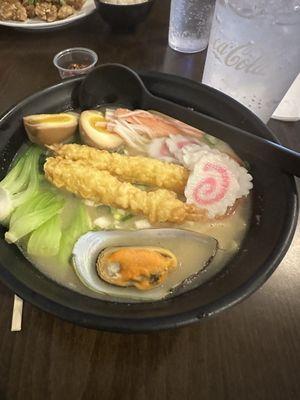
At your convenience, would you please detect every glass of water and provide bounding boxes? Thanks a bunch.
[168,0,215,53]
[202,0,300,123]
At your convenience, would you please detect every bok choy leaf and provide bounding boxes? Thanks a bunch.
[59,202,92,266]
[27,214,62,258]
[0,146,42,223]
[5,191,65,244]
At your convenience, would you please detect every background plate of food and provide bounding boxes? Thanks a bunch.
[0,0,96,30]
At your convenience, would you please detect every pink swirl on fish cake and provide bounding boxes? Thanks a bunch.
[166,135,202,164]
[176,140,195,149]
[160,140,171,156]
[193,163,230,206]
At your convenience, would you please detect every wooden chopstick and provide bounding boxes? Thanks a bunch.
[11,295,23,332]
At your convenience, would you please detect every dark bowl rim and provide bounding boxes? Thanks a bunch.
[0,73,298,333]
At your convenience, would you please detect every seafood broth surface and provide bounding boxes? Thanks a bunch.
[27,195,251,301]
[14,134,252,302]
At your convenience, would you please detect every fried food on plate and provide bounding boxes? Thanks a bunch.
[0,0,84,22]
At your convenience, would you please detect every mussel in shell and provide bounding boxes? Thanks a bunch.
[97,246,178,290]
[72,228,218,301]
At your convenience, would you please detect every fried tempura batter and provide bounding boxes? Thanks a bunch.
[44,157,206,224]
[49,143,189,194]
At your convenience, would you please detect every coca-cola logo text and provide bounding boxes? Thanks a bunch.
[212,38,267,75]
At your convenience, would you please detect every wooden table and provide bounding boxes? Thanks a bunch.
[1,2,300,399]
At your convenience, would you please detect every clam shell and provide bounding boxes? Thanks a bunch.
[72,228,218,301]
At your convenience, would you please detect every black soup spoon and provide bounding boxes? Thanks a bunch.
[79,63,300,177]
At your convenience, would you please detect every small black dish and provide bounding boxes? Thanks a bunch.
[95,0,155,32]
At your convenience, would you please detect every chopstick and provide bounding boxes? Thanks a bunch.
[11,295,23,332]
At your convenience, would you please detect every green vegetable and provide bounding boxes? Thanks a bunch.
[110,207,133,222]
[120,213,134,222]
[133,184,149,191]
[59,202,92,266]
[115,147,125,155]
[0,146,42,223]
[243,160,251,170]
[27,214,62,258]
[203,134,218,146]
[5,191,65,244]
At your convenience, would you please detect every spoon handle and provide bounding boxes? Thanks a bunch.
[144,94,300,177]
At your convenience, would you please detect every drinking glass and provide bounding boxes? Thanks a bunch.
[168,0,215,53]
[202,0,300,123]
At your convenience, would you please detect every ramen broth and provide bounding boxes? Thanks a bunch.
[26,196,251,300]
[14,135,252,302]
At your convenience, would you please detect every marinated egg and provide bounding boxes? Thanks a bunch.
[23,113,79,146]
[79,110,124,150]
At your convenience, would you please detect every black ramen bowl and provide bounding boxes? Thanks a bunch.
[0,71,297,333]
[95,0,155,32]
